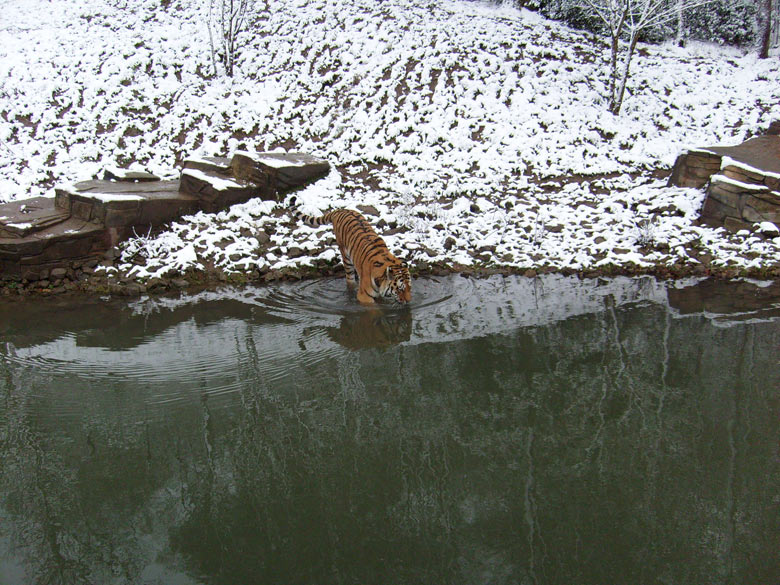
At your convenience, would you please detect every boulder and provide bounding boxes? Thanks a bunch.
[669,135,780,232]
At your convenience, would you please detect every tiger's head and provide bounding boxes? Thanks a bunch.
[374,259,411,304]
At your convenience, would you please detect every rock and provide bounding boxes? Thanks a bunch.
[287,246,305,258]
[146,278,166,290]
[755,221,779,236]
[470,203,481,213]
[231,151,330,194]
[524,269,537,278]
[171,278,189,288]
[356,204,380,217]
[123,283,144,296]
[256,231,271,245]
[50,267,67,279]
[443,236,457,251]
[179,168,260,213]
[103,168,160,182]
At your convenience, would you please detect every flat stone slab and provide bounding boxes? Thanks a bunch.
[231,151,330,192]
[701,175,780,231]
[0,218,107,280]
[0,196,70,238]
[669,135,780,190]
[103,167,161,182]
[55,180,199,228]
[668,135,780,231]
[182,156,233,175]
[179,168,265,212]
[695,135,780,177]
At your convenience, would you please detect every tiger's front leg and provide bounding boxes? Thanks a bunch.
[356,265,378,304]
[340,247,357,290]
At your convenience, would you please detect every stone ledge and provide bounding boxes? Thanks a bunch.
[231,151,330,193]
[55,180,198,228]
[701,173,780,230]
[0,196,70,238]
[179,168,265,212]
[0,151,331,282]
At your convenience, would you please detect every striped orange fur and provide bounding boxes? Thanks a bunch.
[293,207,411,304]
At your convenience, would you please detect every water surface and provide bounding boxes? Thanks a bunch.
[1,275,778,585]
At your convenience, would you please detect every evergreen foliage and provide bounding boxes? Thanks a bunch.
[505,0,760,46]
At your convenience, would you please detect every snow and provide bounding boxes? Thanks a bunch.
[756,221,779,235]
[0,0,778,281]
[234,151,309,168]
[710,175,770,191]
[721,156,780,180]
[85,193,145,202]
[180,168,245,191]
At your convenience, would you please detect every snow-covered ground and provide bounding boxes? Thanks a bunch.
[1,0,779,283]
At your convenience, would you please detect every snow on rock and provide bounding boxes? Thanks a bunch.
[0,0,778,282]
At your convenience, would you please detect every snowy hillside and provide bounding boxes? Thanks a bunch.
[1,0,779,285]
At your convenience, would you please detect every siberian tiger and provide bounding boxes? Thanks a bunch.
[291,203,411,305]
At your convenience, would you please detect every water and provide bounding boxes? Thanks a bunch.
[0,274,778,585]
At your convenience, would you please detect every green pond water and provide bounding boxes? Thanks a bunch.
[0,274,778,585]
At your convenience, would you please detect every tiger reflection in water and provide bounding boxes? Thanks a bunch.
[302,307,412,351]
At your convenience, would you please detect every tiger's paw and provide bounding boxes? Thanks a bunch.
[356,290,377,304]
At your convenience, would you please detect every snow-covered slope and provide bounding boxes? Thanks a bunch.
[1,0,779,280]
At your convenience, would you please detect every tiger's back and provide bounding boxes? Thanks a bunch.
[294,207,411,305]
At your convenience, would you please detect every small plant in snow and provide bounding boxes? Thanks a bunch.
[123,226,180,262]
[633,216,659,247]
[531,212,547,248]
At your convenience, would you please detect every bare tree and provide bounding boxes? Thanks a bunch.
[758,0,774,59]
[579,0,713,115]
[208,0,255,77]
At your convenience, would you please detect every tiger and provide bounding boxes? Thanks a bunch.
[291,202,411,305]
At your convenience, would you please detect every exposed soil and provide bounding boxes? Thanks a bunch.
[2,253,778,302]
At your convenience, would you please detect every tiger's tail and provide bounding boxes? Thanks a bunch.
[289,196,334,227]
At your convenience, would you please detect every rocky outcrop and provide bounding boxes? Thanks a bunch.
[668,133,780,232]
[0,152,329,281]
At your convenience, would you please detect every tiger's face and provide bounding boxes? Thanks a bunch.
[375,260,411,304]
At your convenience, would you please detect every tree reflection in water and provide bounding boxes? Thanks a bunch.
[0,277,778,585]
